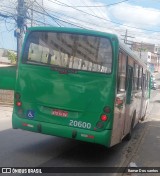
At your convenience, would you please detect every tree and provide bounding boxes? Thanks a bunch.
[7,50,17,64]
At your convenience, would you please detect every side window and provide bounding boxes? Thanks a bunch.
[147,72,150,90]
[134,63,139,90]
[127,57,134,90]
[145,72,148,90]
[118,52,126,92]
[142,69,146,90]
[138,66,142,90]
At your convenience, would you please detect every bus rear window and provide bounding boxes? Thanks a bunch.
[23,31,112,73]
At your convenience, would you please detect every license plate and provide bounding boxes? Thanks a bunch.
[52,109,68,117]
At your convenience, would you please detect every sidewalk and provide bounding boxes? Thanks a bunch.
[123,89,160,175]
[0,105,13,130]
[132,115,160,167]
[0,105,13,119]
[132,75,160,168]
[123,114,160,176]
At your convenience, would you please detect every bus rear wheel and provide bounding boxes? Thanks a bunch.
[125,126,132,141]
[141,105,148,121]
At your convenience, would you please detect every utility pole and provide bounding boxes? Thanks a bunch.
[16,0,26,64]
[121,29,135,49]
[42,0,46,25]
[31,3,33,27]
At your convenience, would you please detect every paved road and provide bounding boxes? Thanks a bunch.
[0,106,128,176]
[0,106,13,131]
[0,75,159,176]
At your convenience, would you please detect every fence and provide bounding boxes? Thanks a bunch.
[0,89,14,105]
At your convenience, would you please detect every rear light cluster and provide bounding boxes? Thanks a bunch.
[100,106,111,122]
[15,92,23,117]
[15,92,22,107]
[96,106,111,129]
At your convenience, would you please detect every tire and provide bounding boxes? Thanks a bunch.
[141,106,147,121]
[125,127,132,141]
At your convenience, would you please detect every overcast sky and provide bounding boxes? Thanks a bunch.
[0,0,160,50]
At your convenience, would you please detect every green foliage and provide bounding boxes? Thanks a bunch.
[7,50,17,64]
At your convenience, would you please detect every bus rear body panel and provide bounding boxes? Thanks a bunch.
[13,65,115,147]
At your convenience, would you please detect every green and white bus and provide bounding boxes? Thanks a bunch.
[1,27,150,147]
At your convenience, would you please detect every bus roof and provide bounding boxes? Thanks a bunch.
[27,26,118,39]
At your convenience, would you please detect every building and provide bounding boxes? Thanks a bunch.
[132,42,155,53]
[132,42,160,73]
[0,48,11,64]
[0,48,17,64]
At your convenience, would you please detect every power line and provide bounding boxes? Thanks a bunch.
[2,0,160,33]
[50,0,129,7]
[30,2,125,33]
[28,6,87,29]
[26,0,160,32]
[110,0,160,13]
[35,1,86,28]
[4,18,15,32]
[0,0,160,50]
[35,0,61,27]
[33,1,100,29]
[47,0,160,33]
[27,7,104,30]
[28,2,160,43]
[0,12,13,18]
[30,3,120,31]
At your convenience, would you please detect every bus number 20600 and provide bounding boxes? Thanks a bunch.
[69,120,91,129]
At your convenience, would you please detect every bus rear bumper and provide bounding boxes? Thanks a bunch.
[12,113,112,147]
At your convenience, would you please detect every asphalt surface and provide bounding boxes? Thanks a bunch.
[0,106,127,176]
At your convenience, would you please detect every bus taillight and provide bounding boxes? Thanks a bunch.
[16,101,22,107]
[18,108,23,115]
[100,114,108,121]
[103,106,111,113]
[15,92,22,107]
[15,92,21,100]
